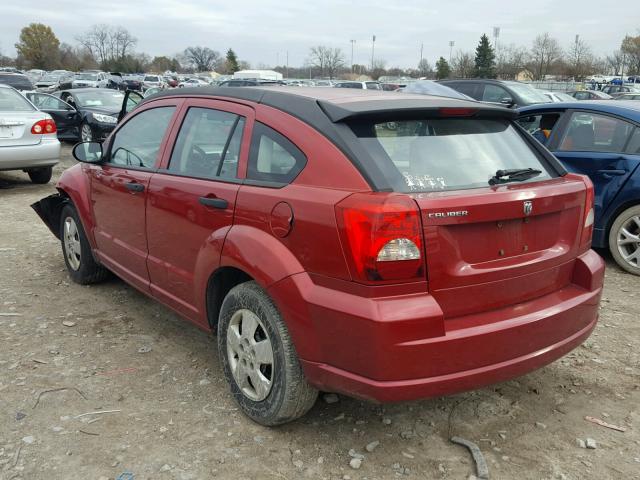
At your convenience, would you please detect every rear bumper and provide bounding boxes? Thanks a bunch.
[0,139,60,171]
[269,250,604,403]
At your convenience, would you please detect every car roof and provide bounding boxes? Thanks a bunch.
[147,86,514,123]
[60,88,119,93]
[518,100,640,121]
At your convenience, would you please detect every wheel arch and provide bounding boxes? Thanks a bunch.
[205,266,253,330]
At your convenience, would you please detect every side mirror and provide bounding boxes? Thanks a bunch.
[500,97,515,106]
[73,142,103,163]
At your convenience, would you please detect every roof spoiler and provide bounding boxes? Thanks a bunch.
[317,98,517,123]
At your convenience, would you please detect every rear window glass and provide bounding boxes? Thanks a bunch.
[0,74,33,91]
[0,87,36,112]
[350,118,553,192]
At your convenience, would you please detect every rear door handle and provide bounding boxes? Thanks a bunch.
[199,196,228,209]
[597,169,627,176]
[125,182,145,193]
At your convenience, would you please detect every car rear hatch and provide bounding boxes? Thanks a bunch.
[414,178,586,317]
[336,101,591,318]
[0,111,46,147]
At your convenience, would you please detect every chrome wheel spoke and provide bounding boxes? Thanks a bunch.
[226,308,274,402]
[226,324,242,355]
[632,216,640,231]
[63,217,81,271]
[248,368,270,399]
[240,311,259,340]
[253,339,274,365]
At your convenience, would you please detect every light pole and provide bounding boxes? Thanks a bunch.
[420,42,424,66]
[286,51,289,79]
[492,26,500,53]
[371,35,376,72]
[350,39,356,72]
[449,41,455,64]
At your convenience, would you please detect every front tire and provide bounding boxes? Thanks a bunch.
[609,205,640,275]
[27,166,53,184]
[80,122,93,142]
[59,205,109,284]
[218,281,318,426]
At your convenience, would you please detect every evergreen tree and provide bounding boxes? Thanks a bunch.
[435,56,451,79]
[474,34,496,78]
[225,48,239,74]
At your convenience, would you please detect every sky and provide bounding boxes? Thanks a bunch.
[1,0,637,69]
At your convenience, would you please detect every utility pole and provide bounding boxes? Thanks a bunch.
[492,26,500,53]
[420,42,424,66]
[449,41,455,64]
[286,51,289,79]
[371,35,376,72]
[350,39,356,72]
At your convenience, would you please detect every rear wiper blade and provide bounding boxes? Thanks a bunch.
[489,168,542,185]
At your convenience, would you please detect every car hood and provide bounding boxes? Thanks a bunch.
[79,105,120,116]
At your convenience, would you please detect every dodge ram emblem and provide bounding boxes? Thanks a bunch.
[523,200,533,216]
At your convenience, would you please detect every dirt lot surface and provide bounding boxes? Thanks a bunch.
[1,145,639,480]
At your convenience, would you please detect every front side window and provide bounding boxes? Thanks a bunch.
[247,123,306,183]
[109,107,175,168]
[559,112,634,153]
[350,118,553,192]
[169,107,245,179]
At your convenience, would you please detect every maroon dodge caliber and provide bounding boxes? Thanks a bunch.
[33,87,604,425]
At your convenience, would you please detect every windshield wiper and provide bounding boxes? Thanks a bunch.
[489,168,542,185]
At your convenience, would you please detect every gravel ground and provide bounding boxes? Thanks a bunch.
[1,145,639,480]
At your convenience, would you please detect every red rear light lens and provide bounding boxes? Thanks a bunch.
[336,193,425,283]
[439,107,478,117]
[31,118,57,135]
[566,173,594,252]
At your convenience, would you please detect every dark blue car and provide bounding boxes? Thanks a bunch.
[518,101,640,274]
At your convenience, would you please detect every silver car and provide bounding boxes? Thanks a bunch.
[0,85,60,183]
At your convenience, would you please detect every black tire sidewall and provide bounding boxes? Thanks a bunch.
[608,205,640,275]
[28,167,53,184]
[217,283,289,425]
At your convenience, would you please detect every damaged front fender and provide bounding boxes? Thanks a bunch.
[31,194,68,239]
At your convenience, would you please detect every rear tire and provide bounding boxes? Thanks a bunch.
[218,281,318,426]
[608,205,640,275]
[27,167,53,184]
[59,204,109,284]
[80,122,93,142]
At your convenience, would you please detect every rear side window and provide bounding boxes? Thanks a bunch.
[448,82,480,99]
[559,112,634,153]
[350,118,552,192]
[169,107,245,180]
[247,122,306,184]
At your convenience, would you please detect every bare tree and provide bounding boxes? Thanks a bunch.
[417,58,433,78]
[77,24,137,68]
[451,51,474,78]
[495,44,528,80]
[529,33,563,80]
[566,38,594,80]
[308,46,345,79]
[182,46,220,72]
[622,34,640,75]
[607,50,625,76]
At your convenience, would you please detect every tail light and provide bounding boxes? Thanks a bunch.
[336,193,425,284]
[568,173,595,252]
[31,118,57,135]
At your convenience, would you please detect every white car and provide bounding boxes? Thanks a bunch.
[540,91,576,102]
[178,78,209,88]
[334,81,382,90]
[0,85,60,183]
[72,72,109,89]
[142,75,165,91]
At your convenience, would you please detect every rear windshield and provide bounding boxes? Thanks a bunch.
[0,74,34,91]
[351,118,553,192]
[0,88,36,112]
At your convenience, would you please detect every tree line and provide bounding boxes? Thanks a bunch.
[4,23,247,75]
[3,22,640,82]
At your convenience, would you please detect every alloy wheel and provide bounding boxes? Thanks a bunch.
[616,215,640,268]
[81,124,93,142]
[63,217,81,271]
[226,309,274,401]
